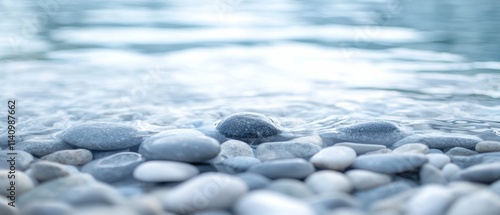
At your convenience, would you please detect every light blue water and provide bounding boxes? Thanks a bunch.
[1,0,499,140]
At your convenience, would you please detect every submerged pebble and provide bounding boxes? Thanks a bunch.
[216,112,282,140]
[247,158,315,179]
[82,152,145,183]
[393,133,482,150]
[334,142,387,155]
[321,121,410,146]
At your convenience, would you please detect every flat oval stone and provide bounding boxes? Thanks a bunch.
[163,173,248,214]
[256,140,321,161]
[446,190,500,215]
[351,154,428,174]
[334,142,387,155]
[234,191,316,215]
[0,170,34,197]
[305,170,353,193]
[41,149,93,166]
[310,146,357,171]
[133,161,199,182]
[215,112,281,139]
[457,163,500,183]
[266,179,314,199]
[31,161,71,181]
[247,158,315,179]
[0,150,34,171]
[475,141,500,153]
[404,185,454,215]
[17,138,74,157]
[138,130,220,162]
[58,122,144,150]
[393,133,482,150]
[392,143,429,154]
[321,121,410,147]
[345,170,392,191]
[82,152,145,183]
[237,172,272,190]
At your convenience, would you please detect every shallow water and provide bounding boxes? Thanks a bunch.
[1,0,499,139]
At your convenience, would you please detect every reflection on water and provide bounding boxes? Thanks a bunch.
[0,0,499,140]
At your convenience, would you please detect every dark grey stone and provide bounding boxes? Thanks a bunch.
[237,172,271,190]
[215,112,281,140]
[351,153,428,174]
[247,158,315,179]
[0,150,34,171]
[393,133,482,150]
[16,138,74,157]
[81,152,145,183]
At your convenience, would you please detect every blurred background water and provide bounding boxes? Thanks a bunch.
[1,0,499,140]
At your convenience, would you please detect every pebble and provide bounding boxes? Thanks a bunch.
[404,185,454,215]
[456,163,500,183]
[426,154,450,169]
[215,112,282,140]
[309,193,360,214]
[138,130,220,162]
[214,140,254,162]
[419,164,446,185]
[247,158,315,179]
[18,174,95,207]
[0,170,34,196]
[82,152,145,183]
[355,181,413,208]
[305,170,353,193]
[320,121,410,147]
[364,148,392,155]
[237,173,272,190]
[133,161,199,182]
[351,153,428,174]
[369,189,415,214]
[58,182,126,206]
[334,142,387,155]
[392,143,429,154]
[214,156,261,174]
[31,161,71,181]
[92,148,130,160]
[20,201,73,215]
[445,147,478,156]
[17,138,74,157]
[0,150,34,171]
[162,173,248,214]
[266,179,314,199]
[441,163,461,180]
[447,181,488,197]
[41,149,93,166]
[197,126,228,143]
[345,170,392,191]
[256,140,321,161]
[234,190,316,215]
[393,133,482,150]
[450,152,500,168]
[58,122,144,150]
[475,141,500,153]
[446,190,500,215]
[427,149,443,154]
[309,146,357,171]
[0,196,18,215]
[491,180,500,195]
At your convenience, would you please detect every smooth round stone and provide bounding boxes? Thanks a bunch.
[457,163,500,183]
[0,196,18,215]
[82,152,145,183]
[266,179,314,199]
[20,201,72,215]
[124,196,165,215]
[345,170,392,191]
[404,185,454,215]
[446,190,500,215]
[393,133,482,150]
[58,122,144,150]
[0,150,34,171]
[0,170,34,197]
[215,140,254,161]
[351,153,428,174]
[305,170,353,193]
[320,121,410,147]
[17,138,74,157]
[475,141,500,153]
[58,182,125,206]
[18,174,95,207]
[133,161,199,182]
[234,190,316,215]
[309,193,360,214]
[334,142,387,155]
[247,158,315,179]
[393,143,429,154]
[426,154,450,169]
[163,173,248,214]
[138,130,220,162]
[92,148,130,160]
[41,149,93,166]
[355,181,413,208]
[31,161,71,181]
[256,140,321,161]
[215,156,261,174]
[420,164,446,185]
[445,147,478,156]
[237,173,271,190]
[442,163,461,180]
[310,146,357,171]
[215,112,281,140]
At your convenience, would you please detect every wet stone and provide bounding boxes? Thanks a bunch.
[456,163,500,183]
[450,152,500,168]
[247,158,315,179]
[419,164,446,185]
[404,185,454,215]
[445,147,478,156]
[41,148,93,166]
[475,141,500,153]
[446,190,500,215]
[16,138,74,157]
[426,154,450,169]
[0,170,34,197]
[334,142,387,155]
[58,122,144,150]
[214,156,261,174]
[266,179,314,199]
[355,181,414,209]
[256,139,321,161]
[237,172,272,190]
[392,143,429,154]
[351,153,428,174]
[305,170,353,193]
[20,201,73,215]
[58,182,126,207]
[133,160,199,182]
[393,133,482,150]
[345,170,392,191]
[215,140,254,162]
[309,193,360,215]
[309,146,357,171]
[0,150,34,171]
[31,161,71,181]
[321,121,410,147]
[215,112,282,140]
[92,148,130,160]
[82,152,145,183]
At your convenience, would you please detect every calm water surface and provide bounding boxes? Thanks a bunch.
[1,0,499,140]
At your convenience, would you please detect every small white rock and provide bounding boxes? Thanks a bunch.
[133,161,199,182]
[310,146,357,171]
[305,170,352,193]
[345,169,392,191]
[234,191,315,215]
[426,154,450,169]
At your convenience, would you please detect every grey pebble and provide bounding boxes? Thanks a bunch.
[393,133,482,150]
[82,152,145,183]
[321,121,410,147]
[247,158,315,179]
[491,180,500,195]
[351,153,428,174]
[456,163,500,183]
[392,143,429,154]
[427,149,444,154]
[445,147,478,156]
[234,191,315,215]
[309,146,357,171]
[20,201,73,215]
[450,152,500,168]
[441,163,461,180]
[215,140,254,162]
[92,148,130,160]
[266,179,314,199]
[419,164,446,185]
[133,161,199,182]
[237,172,271,190]
[41,149,93,166]
[309,193,360,215]
[475,141,500,153]
[58,182,125,206]
[0,196,19,215]
[17,138,74,157]
[0,150,34,171]
[404,185,454,215]
[215,112,282,140]
[31,161,71,181]
[58,122,144,150]
[0,169,34,197]
[355,181,413,209]
[426,154,450,169]
[334,142,387,155]
[345,170,392,191]
[138,129,220,162]
[215,156,261,174]
[364,148,392,155]
[446,190,500,215]
[305,170,353,193]
[256,139,321,161]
